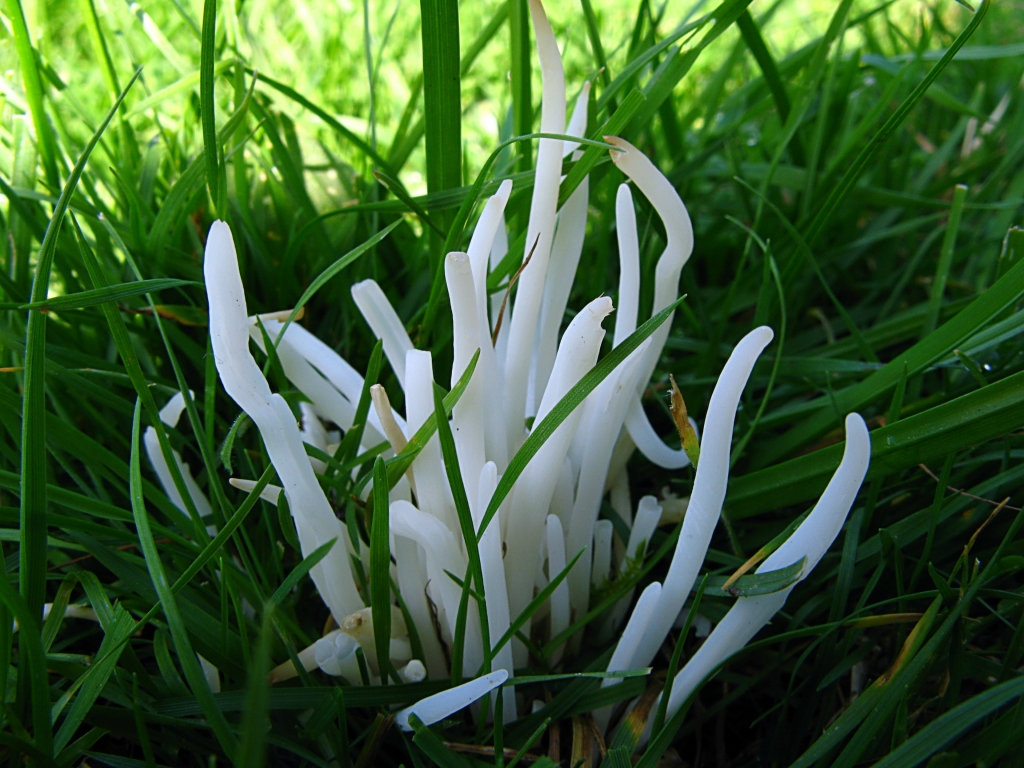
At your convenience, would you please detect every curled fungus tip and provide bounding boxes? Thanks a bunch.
[395,669,509,731]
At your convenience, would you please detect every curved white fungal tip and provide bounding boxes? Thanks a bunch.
[625,496,662,561]
[604,135,627,153]
[603,135,694,309]
[314,630,359,677]
[496,178,513,204]
[198,654,221,693]
[625,400,690,469]
[370,384,408,452]
[401,659,427,683]
[602,581,662,688]
[619,326,774,674]
[228,477,283,505]
[535,295,613,422]
[158,391,191,428]
[660,412,871,727]
[396,669,509,731]
[205,221,272,411]
[351,279,414,390]
[760,412,870,578]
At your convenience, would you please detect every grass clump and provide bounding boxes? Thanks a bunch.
[1,0,1024,765]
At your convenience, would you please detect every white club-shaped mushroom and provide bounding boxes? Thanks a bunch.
[608,326,774,681]
[503,296,613,665]
[502,0,566,449]
[659,413,872,728]
[395,669,509,731]
[204,221,362,622]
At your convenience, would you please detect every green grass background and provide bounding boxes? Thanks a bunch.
[1,0,1024,765]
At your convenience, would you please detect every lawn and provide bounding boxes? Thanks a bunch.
[1,0,1024,765]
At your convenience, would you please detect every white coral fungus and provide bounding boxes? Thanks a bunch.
[197,0,870,733]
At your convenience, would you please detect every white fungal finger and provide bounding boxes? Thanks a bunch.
[660,413,871,725]
[395,669,509,731]
[351,279,414,390]
[609,326,773,680]
[205,221,362,622]
[502,0,566,450]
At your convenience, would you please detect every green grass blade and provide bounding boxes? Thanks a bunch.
[731,367,1024,517]
[371,456,396,684]
[20,279,197,311]
[758,250,1024,463]
[432,381,489,668]
[200,0,225,215]
[873,675,1024,768]
[236,610,274,768]
[419,0,462,211]
[5,0,61,188]
[0,560,52,756]
[923,184,969,339]
[129,401,238,754]
[20,67,140,624]
[801,0,990,247]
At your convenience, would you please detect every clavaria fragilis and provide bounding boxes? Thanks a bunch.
[185,0,873,736]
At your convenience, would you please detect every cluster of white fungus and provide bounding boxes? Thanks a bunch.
[144,0,871,739]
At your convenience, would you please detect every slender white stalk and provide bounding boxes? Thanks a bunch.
[613,184,640,347]
[609,326,774,679]
[503,297,613,664]
[404,350,458,536]
[624,400,691,470]
[546,514,570,665]
[565,348,648,621]
[606,136,695,468]
[595,580,663,730]
[394,536,448,679]
[604,496,664,636]
[502,0,566,450]
[395,670,509,731]
[299,402,328,474]
[477,462,516,724]
[591,520,613,590]
[390,499,483,677]
[206,221,362,622]
[467,181,513,469]
[660,413,871,724]
[351,279,415,390]
[446,251,486,508]
[533,82,592,405]
[626,496,662,563]
[257,319,374,419]
[228,477,283,504]
[144,391,214,531]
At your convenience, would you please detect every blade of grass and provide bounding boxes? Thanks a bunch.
[758,248,1024,463]
[801,0,990,247]
[129,400,238,754]
[5,0,61,188]
[200,0,225,215]
[20,68,140,627]
[20,278,197,311]
[432,380,489,670]
[236,609,274,768]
